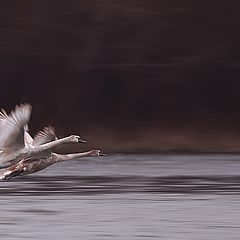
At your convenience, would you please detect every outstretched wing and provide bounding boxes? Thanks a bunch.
[33,126,57,146]
[0,104,32,151]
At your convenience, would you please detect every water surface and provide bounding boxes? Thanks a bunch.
[1,154,240,239]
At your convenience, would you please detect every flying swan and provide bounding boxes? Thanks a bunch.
[0,104,105,180]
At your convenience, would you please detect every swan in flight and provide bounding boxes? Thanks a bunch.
[0,104,94,169]
[1,126,105,180]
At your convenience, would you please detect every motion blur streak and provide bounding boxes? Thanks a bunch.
[0,1,240,152]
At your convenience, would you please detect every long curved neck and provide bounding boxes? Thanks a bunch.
[30,136,71,154]
[53,151,93,162]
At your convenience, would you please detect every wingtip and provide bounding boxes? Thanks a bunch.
[43,126,55,135]
[20,103,32,111]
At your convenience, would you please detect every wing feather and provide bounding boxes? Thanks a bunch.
[0,104,32,151]
[33,126,57,146]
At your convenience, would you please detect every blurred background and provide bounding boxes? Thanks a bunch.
[1,0,240,153]
[3,3,240,239]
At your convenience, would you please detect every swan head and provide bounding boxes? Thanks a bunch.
[89,150,107,157]
[69,135,86,144]
[77,136,86,144]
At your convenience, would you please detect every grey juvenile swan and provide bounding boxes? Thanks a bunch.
[0,104,86,168]
[1,126,105,180]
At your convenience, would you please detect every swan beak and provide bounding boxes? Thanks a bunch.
[78,138,86,144]
[99,153,107,157]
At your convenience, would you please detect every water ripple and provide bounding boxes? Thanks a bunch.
[2,175,240,196]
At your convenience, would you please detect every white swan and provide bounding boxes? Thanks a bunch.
[0,104,86,168]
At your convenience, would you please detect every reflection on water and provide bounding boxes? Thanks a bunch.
[1,154,240,239]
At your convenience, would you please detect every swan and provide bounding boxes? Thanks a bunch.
[1,126,105,180]
[1,150,104,180]
[0,104,86,169]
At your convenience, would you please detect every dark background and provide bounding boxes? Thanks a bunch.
[1,0,240,152]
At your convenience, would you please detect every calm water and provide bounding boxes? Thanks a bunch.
[1,154,240,239]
